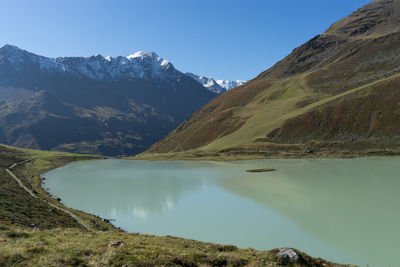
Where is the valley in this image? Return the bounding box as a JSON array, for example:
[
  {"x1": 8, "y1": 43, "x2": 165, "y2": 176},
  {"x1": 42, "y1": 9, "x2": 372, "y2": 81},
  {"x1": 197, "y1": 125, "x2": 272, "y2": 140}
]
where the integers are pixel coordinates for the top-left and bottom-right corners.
[
  {"x1": 0, "y1": 0, "x2": 399, "y2": 266},
  {"x1": 0, "y1": 46, "x2": 244, "y2": 156}
]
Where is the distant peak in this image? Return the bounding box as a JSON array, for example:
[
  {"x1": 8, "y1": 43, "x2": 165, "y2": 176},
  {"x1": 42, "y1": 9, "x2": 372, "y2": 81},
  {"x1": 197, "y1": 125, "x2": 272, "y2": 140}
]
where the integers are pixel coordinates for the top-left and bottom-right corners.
[
  {"x1": 0, "y1": 44, "x2": 23, "y2": 52},
  {"x1": 215, "y1": 79, "x2": 247, "y2": 90},
  {"x1": 186, "y1": 73, "x2": 246, "y2": 93},
  {"x1": 126, "y1": 51, "x2": 159, "y2": 59},
  {"x1": 88, "y1": 54, "x2": 104, "y2": 60}
]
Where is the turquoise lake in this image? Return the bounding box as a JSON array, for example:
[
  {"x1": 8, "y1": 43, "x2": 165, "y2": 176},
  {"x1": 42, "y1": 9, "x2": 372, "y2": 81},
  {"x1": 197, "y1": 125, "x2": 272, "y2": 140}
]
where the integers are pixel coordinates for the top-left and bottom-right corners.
[{"x1": 42, "y1": 158, "x2": 400, "y2": 267}]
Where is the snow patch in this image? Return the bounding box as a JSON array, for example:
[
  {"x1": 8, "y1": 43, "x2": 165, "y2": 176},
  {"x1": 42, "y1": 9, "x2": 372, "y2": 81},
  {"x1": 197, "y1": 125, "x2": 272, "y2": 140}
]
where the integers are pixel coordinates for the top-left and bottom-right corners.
[{"x1": 216, "y1": 79, "x2": 246, "y2": 90}]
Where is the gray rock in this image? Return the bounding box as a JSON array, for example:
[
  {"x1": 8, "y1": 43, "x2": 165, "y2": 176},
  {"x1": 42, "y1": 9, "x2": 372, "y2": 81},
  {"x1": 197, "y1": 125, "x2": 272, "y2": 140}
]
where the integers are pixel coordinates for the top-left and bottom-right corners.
[
  {"x1": 276, "y1": 247, "x2": 299, "y2": 262},
  {"x1": 108, "y1": 240, "x2": 125, "y2": 247}
]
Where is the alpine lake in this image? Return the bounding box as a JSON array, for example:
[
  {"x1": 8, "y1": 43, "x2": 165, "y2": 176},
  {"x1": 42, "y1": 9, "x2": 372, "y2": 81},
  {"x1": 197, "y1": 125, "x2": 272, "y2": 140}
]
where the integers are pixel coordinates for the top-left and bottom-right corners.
[{"x1": 42, "y1": 157, "x2": 400, "y2": 267}]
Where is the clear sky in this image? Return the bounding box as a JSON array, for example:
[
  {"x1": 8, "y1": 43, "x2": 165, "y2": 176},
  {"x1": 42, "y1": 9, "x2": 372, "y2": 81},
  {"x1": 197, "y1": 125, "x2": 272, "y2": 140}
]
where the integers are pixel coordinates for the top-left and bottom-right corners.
[{"x1": 0, "y1": 0, "x2": 371, "y2": 81}]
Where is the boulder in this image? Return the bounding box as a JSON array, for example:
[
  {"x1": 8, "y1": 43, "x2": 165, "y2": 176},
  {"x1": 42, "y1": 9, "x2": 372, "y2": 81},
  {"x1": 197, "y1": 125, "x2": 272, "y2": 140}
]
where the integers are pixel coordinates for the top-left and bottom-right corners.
[{"x1": 276, "y1": 247, "x2": 299, "y2": 262}]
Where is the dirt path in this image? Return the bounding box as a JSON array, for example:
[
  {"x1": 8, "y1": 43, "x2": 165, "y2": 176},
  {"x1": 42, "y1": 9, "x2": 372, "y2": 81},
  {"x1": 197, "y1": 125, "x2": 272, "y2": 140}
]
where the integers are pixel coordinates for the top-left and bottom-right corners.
[{"x1": 6, "y1": 160, "x2": 92, "y2": 231}]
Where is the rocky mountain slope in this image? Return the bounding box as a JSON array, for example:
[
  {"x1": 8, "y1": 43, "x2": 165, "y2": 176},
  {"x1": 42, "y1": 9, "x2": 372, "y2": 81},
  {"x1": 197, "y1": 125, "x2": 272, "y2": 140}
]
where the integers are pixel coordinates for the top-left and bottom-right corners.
[
  {"x1": 146, "y1": 0, "x2": 400, "y2": 158},
  {"x1": 186, "y1": 73, "x2": 246, "y2": 93},
  {"x1": 0, "y1": 45, "x2": 218, "y2": 155}
]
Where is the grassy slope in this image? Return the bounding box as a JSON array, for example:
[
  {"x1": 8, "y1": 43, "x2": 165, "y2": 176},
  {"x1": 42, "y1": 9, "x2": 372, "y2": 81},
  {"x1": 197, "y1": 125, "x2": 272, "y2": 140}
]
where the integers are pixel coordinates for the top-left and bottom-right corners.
[
  {"x1": 142, "y1": 0, "x2": 400, "y2": 160},
  {"x1": 0, "y1": 145, "x2": 109, "y2": 230},
  {"x1": 208, "y1": 73, "x2": 400, "y2": 148},
  {"x1": 137, "y1": 72, "x2": 400, "y2": 161},
  {"x1": 0, "y1": 144, "x2": 349, "y2": 266}
]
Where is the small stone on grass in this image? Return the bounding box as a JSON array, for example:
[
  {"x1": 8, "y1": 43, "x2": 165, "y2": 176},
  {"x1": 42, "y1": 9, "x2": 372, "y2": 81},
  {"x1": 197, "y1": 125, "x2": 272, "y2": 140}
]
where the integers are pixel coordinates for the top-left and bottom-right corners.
[{"x1": 108, "y1": 240, "x2": 125, "y2": 247}]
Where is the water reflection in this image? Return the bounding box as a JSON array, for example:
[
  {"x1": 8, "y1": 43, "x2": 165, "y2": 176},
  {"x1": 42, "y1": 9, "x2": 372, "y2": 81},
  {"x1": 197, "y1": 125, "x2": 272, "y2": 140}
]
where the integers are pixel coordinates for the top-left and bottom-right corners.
[
  {"x1": 43, "y1": 158, "x2": 400, "y2": 267},
  {"x1": 218, "y1": 158, "x2": 400, "y2": 267},
  {"x1": 44, "y1": 160, "x2": 222, "y2": 218}
]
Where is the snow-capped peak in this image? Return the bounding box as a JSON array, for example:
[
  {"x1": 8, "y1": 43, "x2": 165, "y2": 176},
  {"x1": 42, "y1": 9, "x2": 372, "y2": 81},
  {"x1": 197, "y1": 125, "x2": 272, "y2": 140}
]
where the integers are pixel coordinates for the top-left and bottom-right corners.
[
  {"x1": 186, "y1": 72, "x2": 246, "y2": 94},
  {"x1": 216, "y1": 79, "x2": 246, "y2": 90},
  {"x1": 125, "y1": 51, "x2": 171, "y2": 68},
  {"x1": 0, "y1": 45, "x2": 178, "y2": 81},
  {"x1": 126, "y1": 51, "x2": 158, "y2": 59},
  {"x1": 0, "y1": 44, "x2": 245, "y2": 91}
]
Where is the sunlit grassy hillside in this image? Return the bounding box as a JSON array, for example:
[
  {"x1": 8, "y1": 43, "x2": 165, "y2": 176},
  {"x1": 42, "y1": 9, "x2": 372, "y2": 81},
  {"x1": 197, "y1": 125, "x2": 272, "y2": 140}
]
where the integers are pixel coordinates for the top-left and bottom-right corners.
[{"x1": 144, "y1": 0, "x2": 400, "y2": 160}]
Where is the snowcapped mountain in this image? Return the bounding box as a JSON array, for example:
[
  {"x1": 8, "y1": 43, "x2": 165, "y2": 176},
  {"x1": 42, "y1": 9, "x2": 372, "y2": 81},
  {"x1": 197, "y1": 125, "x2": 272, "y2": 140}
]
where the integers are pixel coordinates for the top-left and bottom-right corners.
[
  {"x1": 215, "y1": 79, "x2": 246, "y2": 90},
  {"x1": 0, "y1": 45, "x2": 179, "y2": 81},
  {"x1": 186, "y1": 72, "x2": 246, "y2": 93},
  {"x1": 0, "y1": 44, "x2": 245, "y2": 94},
  {"x1": 0, "y1": 44, "x2": 218, "y2": 156},
  {"x1": 185, "y1": 73, "x2": 226, "y2": 94}
]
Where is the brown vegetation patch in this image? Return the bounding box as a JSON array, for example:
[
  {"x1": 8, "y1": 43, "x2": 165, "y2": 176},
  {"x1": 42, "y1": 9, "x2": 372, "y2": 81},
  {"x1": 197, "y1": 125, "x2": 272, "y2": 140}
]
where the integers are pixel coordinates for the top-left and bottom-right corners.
[
  {"x1": 307, "y1": 32, "x2": 400, "y2": 94},
  {"x1": 274, "y1": 76, "x2": 400, "y2": 143}
]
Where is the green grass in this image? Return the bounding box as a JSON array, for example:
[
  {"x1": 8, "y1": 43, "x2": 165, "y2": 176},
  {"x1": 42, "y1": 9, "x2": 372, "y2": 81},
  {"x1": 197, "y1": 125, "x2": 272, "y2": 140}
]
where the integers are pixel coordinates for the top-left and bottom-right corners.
[
  {"x1": 203, "y1": 72, "x2": 400, "y2": 152},
  {"x1": 0, "y1": 146, "x2": 103, "y2": 230},
  {"x1": 0, "y1": 226, "x2": 351, "y2": 267},
  {"x1": 139, "y1": 72, "x2": 400, "y2": 162},
  {"x1": 0, "y1": 144, "x2": 352, "y2": 266},
  {"x1": 146, "y1": 23, "x2": 400, "y2": 160}
]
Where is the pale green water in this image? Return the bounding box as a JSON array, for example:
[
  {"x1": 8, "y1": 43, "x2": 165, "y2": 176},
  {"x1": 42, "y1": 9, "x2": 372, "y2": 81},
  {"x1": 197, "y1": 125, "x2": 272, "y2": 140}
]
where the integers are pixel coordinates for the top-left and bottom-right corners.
[{"x1": 43, "y1": 158, "x2": 400, "y2": 267}]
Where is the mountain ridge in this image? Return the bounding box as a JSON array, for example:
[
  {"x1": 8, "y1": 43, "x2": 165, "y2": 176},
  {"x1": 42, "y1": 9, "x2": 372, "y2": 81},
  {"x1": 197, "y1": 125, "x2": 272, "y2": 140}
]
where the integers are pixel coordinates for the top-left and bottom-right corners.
[
  {"x1": 0, "y1": 44, "x2": 179, "y2": 81},
  {"x1": 186, "y1": 73, "x2": 246, "y2": 94},
  {"x1": 0, "y1": 45, "x2": 220, "y2": 155},
  {"x1": 145, "y1": 0, "x2": 400, "y2": 159}
]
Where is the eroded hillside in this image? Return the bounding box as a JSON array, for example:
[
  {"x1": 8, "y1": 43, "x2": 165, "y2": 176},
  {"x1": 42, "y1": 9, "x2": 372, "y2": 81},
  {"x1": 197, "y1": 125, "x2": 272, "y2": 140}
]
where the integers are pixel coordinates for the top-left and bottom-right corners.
[{"x1": 145, "y1": 0, "x2": 400, "y2": 159}]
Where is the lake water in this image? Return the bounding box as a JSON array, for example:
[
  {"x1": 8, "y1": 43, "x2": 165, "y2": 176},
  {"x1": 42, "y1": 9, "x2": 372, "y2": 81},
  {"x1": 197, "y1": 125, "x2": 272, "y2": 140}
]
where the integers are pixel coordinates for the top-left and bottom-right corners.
[{"x1": 42, "y1": 158, "x2": 400, "y2": 267}]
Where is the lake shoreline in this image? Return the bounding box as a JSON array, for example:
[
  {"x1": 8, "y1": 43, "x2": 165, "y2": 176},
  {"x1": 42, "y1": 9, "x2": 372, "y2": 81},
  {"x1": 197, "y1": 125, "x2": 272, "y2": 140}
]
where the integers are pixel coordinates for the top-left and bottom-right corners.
[
  {"x1": 42, "y1": 156, "x2": 400, "y2": 266},
  {"x1": 18, "y1": 148, "x2": 350, "y2": 266},
  {"x1": 131, "y1": 148, "x2": 400, "y2": 162}
]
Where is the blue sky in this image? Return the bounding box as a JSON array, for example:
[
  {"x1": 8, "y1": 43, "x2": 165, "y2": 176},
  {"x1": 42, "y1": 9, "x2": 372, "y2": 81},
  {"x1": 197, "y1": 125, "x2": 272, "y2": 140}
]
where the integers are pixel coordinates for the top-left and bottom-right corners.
[{"x1": 0, "y1": 0, "x2": 371, "y2": 80}]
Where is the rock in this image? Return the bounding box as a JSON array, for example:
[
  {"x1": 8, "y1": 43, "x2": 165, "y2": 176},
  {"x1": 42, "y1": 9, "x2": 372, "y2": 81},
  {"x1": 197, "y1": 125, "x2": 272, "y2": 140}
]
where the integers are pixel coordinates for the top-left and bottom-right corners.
[
  {"x1": 108, "y1": 240, "x2": 125, "y2": 247},
  {"x1": 305, "y1": 148, "x2": 314, "y2": 154},
  {"x1": 276, "y1": 247, "x2": 299, "y2": 262},
  {"x1": 246, "y1": 168, "x2": 276, "y2": 173}
]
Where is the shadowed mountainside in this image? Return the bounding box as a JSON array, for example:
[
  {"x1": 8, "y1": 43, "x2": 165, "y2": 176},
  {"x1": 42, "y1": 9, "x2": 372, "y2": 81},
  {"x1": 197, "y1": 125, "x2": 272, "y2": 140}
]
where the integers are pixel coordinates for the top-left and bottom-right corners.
[
  {"x1": 0, "y1": 47, "x2": 218, "y2": 156},
  {"x1": 146, "y1": 0, "x2": 400, "y2": 158}
]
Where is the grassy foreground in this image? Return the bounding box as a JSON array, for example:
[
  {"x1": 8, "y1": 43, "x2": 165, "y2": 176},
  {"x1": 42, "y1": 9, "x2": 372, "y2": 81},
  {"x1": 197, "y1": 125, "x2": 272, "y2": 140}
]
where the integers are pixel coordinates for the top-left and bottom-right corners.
[{"x1": 0, "y1": 144, "x2": 351, "y2": 266}]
